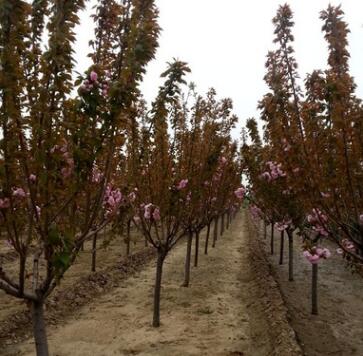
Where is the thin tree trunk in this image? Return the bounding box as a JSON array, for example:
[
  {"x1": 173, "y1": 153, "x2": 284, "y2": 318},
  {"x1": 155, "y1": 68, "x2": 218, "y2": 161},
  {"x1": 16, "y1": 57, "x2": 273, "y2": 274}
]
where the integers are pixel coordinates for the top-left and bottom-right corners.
[
  {"x1": 312, "y1": 263, "x2": 318, "y2": 315},
  {"x1": 153, "y1": 249, "x2": 166, "y2": 327},
  {"x1": 221, "y1": 214, "x2": 225, "y2": 236},
  {"x1": 212, "y1": 216, "x2": 219, "y2": 248},
  {"x1": 31, "y1": 300, "x2": 49, "y2": 356},
  {"x1": 270, "y1": 222, "x2": 275, "y2": 255},
  {"x1": 126, "y1": 219, "x2": 131, "y2": 256},
  {"x1": 194, "y1": 231, "x2": 199, "y2": 267},
  {"x1": 287, "y1": 230, "x2": 294, "y2": 281},
  {"x1": 182, "y1": 230, "x2": 193, "y2": 287},
  {"x1": 204, "y1": 222, "x2": 211, "y2": 255},
  {"x1": 264, "y1": 221, "x2": 267, "y2": 239},
  {"x1": 226, "y1": 213, "x2": 230, "y2": 230},
  {"x1": 91, "y1": 233, "x2": 97, "y2": 272},
  {"x1": 279, "y1": 230, "x2": 284, "y2": 265}
]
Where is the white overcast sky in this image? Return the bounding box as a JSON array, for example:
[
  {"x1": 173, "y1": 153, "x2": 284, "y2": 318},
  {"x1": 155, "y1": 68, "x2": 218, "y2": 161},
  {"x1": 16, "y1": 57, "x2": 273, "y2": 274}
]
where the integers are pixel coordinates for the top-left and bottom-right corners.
[{"x1": 75, "y1": 1, "x2": 363, "y2": 137}]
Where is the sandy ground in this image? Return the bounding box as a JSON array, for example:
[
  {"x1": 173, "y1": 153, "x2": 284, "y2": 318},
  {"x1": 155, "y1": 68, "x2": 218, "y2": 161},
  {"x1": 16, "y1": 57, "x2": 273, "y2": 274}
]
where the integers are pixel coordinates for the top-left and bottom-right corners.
[
  {"x1": 3, "y1": 213, "x2": 301, "y2": 356},
  {"x1": 256, "y1": 221, "x2": 363, "y2": 356},
  {"x1": 0, "y1": 227, "x2": 147, "y2": 335}
]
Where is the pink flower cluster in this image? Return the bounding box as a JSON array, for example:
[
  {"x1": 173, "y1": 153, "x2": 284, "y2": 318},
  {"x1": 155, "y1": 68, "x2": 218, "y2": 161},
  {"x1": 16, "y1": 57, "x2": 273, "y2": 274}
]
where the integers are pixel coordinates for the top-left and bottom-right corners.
[
  {"x1": 260, "y1": 161, "x2": 286, "y2": 182},
  {"x1": 303, "y1": 247, "x2": 331, "y2": 264},
  {"x1": 336, "y1": 238, "x2": 355, "y2": 255},
  {"x1": 176, "y1": 179, "x2": 188, "y2": 190},
  {"x1": 103, "y1": 185, "x2": 123, "y2": 218},
  {"x1": 276, "y1": 219, "x2": 292, "y2": 231},
  {"x1": 234, "y1": 187, "x2": 246, "y2": 200},
  {"x1": 79, "y1": 70, "x2": 110, "y2": 97},
  {"x1": 12, "y1": 187, "x2": 27, "y2": 199},
  {"x1": 52, "y1": 141, "x2": 74, "y2": 179},
  {"x1": 143, "y1": 203, "x2": 161, "y2": 221},
  {"x1": 307, "y1": 208, "x2": 328, "y2": 237}
]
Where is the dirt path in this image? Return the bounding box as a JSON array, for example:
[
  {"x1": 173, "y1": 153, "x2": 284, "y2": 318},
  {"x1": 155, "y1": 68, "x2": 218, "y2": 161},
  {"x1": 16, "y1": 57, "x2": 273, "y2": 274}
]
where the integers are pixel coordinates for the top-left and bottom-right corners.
[
  {"x1": 5, "y1": 213, "x2": 301, "y2": 356},
  {"x1": 257, "y1": 221, "x2": 363, "y2": 356},
  {"x1": 0, "y1": 228, "x2": 145, "y2": 324}
]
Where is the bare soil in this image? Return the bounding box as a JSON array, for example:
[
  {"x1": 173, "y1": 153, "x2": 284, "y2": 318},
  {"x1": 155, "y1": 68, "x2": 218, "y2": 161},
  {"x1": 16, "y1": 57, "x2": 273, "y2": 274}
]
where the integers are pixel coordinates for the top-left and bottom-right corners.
[
  {"x1": 1, "y1": 212, "x2": 301, "y2": 356},
  {"x1": 254, "y1": 220, "x2": 363, "y2": 356}
]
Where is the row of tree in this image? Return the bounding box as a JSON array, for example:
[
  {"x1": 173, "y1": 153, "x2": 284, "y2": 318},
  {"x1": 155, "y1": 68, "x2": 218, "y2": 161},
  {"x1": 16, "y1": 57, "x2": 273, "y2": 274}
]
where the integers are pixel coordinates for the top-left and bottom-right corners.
[
  {"x1": 0, "y1": 1, "x2": 244, "y2": 355},
  {"x1": 242, "y1": 4, "x2": 363, "y2": 316}
]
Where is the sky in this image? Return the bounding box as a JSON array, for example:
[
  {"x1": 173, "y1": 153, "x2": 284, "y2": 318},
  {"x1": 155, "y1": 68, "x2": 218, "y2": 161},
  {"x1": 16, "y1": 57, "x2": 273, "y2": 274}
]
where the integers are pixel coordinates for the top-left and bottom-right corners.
[{"x1": 75, "y1": 1, "x2": 363, "y2": 138}]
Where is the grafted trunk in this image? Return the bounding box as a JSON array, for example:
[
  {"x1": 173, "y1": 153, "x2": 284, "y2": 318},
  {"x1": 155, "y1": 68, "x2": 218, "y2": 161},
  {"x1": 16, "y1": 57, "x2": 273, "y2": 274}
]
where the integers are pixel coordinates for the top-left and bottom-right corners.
[
  {"x1": 287, "y1": 230, "x2": 294, "y2": 281},
  {"x1": 270, "y1": 222, "x2": 275, "y2": 255},
  {"x1": 212, "y1": 217, "x2": 219, "y2": 248},
  {"x1": 204, "y1": 222, "x2": 211, "y2": 255},
  {"x1": 31, "y1": 300, "x2": 49, "y2": 356},
  {"x1": 194, "y1": 231, "x2": 199, "y2": 267},
  {"x1": 91, "y1": 233, "x2": 97, "y2": 272},
  {"x1": 311, "y1": 263, "x2": 318, "y2": 315},
  {"x1": 279, "y1": 230, "x2": 284, "y2": 265},
  {"x1": 182, "y1": 230, "x2": 193, "y2": 287},
  {"x1": 153, "y1": 248, "x2": 166, "y2": 327}
]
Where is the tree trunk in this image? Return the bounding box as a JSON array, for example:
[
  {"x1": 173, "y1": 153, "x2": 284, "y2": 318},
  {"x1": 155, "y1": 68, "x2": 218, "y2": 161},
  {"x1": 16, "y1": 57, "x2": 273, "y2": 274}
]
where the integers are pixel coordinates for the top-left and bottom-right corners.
[
  {"x1": 153, "y1": 249, "x2": 166, "y2": 327},
  {"x1": 31, "y1": 300, "x2": 49, "y2": 356},
  {"x1": 212, "y1": 217, "x2": 219, "y2": 248},
  {"x1": 221, "y1": 214, "x2": 225, "y2": 236},
  {"x1": 270, "y1": 222, "x2": 275, "y2": 255},
  {"x1": 279, "y1": 230, "x2": 284, "y2": 265},
  {"x1": 264, "y1": 221, "x2": 267, "y2": 239},
  {"x1": 91, "y1": 233, "x2": 97, "y2": 272},
  {"x1": 182, "y1": 230, "x2": 193, "y2": 287},
  {"x1": 226, "y1": 213, "x2": 230, "y2": 230},
  {"x1": 126, "y1": 219, "x2": 131, "y2": 256},
  {"x1": 204, "y1": 222, "x2": 211, "y2": 255},
  {"x1": 312, "y1": 263, "x2": 318, "y2": 315},
  {"x1": 194, "y1": 231, "x2": 199, "y2": 267},
  {"x1": 287, "y1": 230, "x2": 294, "y2": 281}
]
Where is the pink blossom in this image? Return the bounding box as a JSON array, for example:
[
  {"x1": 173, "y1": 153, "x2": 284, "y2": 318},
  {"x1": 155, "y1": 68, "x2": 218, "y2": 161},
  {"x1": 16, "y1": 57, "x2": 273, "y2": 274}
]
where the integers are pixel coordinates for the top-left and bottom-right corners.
[
  {"x1": 12, "y1": 187, "x2": 27, "y2": 198},
  {"x1": 29, "y1": 174, "x2": 37, "y2": 183},
  {"x1": 260, "y1": 171, "x2": 271, "y2": 181},
  {"x1": 177, "y1": 179, "x2": 188, "y2": 190},
  {"x1": 234, "y1": 187, "x2": 246, "y2": 200},
  {"x1": 103, "y1": 185, "x2": 123, "y2": 217},
  {"x1": 90, "y1": 71, "x2": 98, "y2": 82},
  {"x1": 276, "y1": 219, "x2": 292, "y2": 231}
]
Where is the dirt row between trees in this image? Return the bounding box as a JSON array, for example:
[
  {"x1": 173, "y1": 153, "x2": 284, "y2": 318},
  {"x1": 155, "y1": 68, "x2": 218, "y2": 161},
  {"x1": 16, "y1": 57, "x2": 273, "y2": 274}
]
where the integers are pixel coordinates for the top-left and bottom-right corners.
[
  {"x1": 0, "y1": 230, "x2": 150, "y2": 346},
  {"x1": 3, "y1": 212, "x2": 301, "y2": 356},
  {"x1": 251, "y1": 219, "x2": 363, "y2": 356}
]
